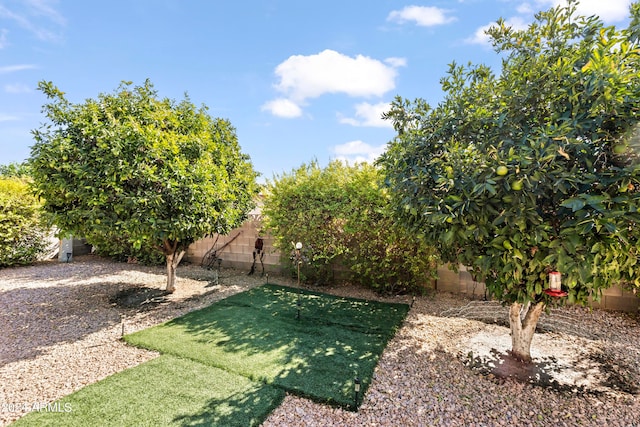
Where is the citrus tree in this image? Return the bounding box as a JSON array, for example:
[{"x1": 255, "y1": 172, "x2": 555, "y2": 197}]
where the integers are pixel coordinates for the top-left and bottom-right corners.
[
  {"x1": 379, "y1": 1, "x2": 640, "y2": 361},
  {"x1": 30, "y1": 80, "x2": 258, "y2": 292}
]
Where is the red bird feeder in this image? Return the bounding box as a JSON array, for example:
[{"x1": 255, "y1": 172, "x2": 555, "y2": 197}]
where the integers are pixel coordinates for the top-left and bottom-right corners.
[{"x1": 544, "y1": 271, "x2": 567, "y2": 297}]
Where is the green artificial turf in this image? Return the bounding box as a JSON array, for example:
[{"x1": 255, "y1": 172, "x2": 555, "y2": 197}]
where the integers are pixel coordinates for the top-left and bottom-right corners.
[
  {"x1": 124, "y1": 284, "x2": 409, "y2": 408},
  {"x1": 11, "y1": 355, "x2": 285, "y2": 427},
  {"x1": 12, "y1": 284, "x2": 408, "y2": 426}
]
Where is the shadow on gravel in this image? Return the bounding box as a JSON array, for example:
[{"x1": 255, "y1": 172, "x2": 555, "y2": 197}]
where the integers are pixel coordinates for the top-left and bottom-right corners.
[
  {"x1": 109, "y1": 286, "x2": 172, "y2": 309},
  {"x1": 0, "y1": 279, "x2": 215, "y2": 366},
  {"x1": 0, "y1": 256, "x2": 257, "y2": 367},
  {"x1": 0, "y1": 282, "x2": 123, "y2": 365},
  {"x1": 461, "y1": 347, "x2": 640, "y2": 396}
]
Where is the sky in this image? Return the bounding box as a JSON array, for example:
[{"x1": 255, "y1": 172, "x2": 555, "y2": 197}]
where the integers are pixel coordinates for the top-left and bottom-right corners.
[{"x1": 0, "y1": 0, "x2": 635, "y2": 182}]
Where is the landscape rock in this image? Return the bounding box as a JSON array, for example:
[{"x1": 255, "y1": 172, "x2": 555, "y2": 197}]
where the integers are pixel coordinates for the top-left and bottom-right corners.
[{"x1": 1, "y1": 256, "x2": 639, "y2": 426}]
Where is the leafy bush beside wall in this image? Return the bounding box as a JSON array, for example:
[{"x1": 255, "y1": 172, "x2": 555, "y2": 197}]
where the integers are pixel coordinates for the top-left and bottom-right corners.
[
  {"x1": 262, "y1": 160, "x2": 437, "y2": 294},
  {"x1": 0, "y1": 178, "x2": 50, "y2": 267}
]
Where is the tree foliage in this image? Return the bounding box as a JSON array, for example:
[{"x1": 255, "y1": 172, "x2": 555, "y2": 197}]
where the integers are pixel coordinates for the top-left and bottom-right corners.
[
  {"x1": 91, "y1": 233, "x2": 166, "y2": 266},
  {"x1": 0, "y1": 177, "x2": 50, "y2": 267},
  {"x1": 0, "y1": 162, "x2": 31, "y2": 178},
  {"x1": 379, "y1": 1, "x2": 640, "y2": 359},
  {"x1": 262, "y1": 160, "x2": 436, "y2": 294},
  {"x1": 30, "y1": 80, "x2": 258, "y2": 290}
]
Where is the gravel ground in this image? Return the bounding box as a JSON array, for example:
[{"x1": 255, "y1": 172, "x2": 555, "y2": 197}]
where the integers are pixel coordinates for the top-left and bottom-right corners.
[{"x1": 1, "y1": 256, "x2": 639, "y2": 426}]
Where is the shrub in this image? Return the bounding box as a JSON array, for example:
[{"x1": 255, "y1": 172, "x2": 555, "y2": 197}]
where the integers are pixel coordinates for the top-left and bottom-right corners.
[
  {"x1": 262, "y1": 160, "x2": 437, "y2": 294},
  {"x1": 348, "y1": 216, "x2": 438, "y2": 294},
  {"x1": 0, "y1": 178, "x2": 50, "y2": 267}
]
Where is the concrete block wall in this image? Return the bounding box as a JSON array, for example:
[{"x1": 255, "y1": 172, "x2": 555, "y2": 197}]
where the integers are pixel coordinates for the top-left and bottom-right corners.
[
  {"x1": 186, "y1": 210, "x2": 639, "y2": 313},
  {"x1": 590, "y1": 285, "x2": 639, "y2": 313},
  {"x1": 436, "y1": 264, "x2": 488, "y2": 300},
  {"x1": 436, "y1": 264, "x2": 639, "y2": 313},
  {"x1": 185, "y1": 215, "x2": 283, "y2": 273},
  {"x1": 72, "y1": 238, "x2": 92, "y2": 256}
]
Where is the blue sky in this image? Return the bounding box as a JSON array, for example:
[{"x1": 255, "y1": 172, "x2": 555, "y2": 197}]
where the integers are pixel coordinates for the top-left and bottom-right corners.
[{"x1": 0, "y1": 0, "x2": 635, "y2": 181}]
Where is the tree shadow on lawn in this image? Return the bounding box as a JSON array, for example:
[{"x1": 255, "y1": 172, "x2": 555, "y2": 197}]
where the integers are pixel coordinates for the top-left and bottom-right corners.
[
  {"x1": 124, "y1": 284, "x2": 410, "y2": 410},
  {"x1": 11, "y1": 354, "x2": 285, "y2": 427},
  {"x1": 171, "y1": 386, "x2": 285, "y2": 427}
]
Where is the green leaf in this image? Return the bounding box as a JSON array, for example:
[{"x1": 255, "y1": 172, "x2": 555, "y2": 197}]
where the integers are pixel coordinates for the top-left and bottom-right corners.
[{"x1": 560, "y1": 197, "x2": 585, "y2": 212}]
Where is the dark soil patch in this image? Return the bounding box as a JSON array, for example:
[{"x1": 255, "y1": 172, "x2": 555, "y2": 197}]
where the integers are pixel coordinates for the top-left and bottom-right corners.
[{"x1": 110, "y1": 286, "x2": 171, "y2": 310}]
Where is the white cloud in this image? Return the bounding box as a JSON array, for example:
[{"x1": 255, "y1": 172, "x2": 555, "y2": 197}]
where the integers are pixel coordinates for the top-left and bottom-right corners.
[
  {"x1": 467, "y1": 0, "x2": 632, "y2": 46},
  {"x1": 387, "y1": 6, "x2": 457, "y2": 27},
  {"x1": 4, "y1": 83, "x2": 32, "y2": 93},
  {"x1": 0, "y1": 64, "x2": 37, "y2": 74},
  {"x1": 265, "y1": 49, "x2": 402, "y2": 118},
  {"x1": 261, "y1": 98, "x2": 303, "y2": 118},
  {"x1": 516, "y1": 3, "x2": 534, "y2": 15},
  {"x1": 25, "y1": 0, "x2": 67, "y2": 26},
  {"x1": 273, "y1": 49, "x2": 400, "y2": 102},
  {"x1": 331, "y1": 140, "x2": 387, "y2": 164},
  {"x1": 0, "y1": 29, "x2": 8, "y2": 49},
  {"x1": 385, "y1": 57, "x2": 407, "y2": 68},
  {"x1": 338, "y1": 102, "x2": 393, "y2": 128},
  {"x1": 534, "y1": 0, "x2": 632, "y2": 22},
  {"x1": 465, "y1": 16, "x2": 529, "y2": 46},
  {"x1": 0, "y1": 0, "x2": 65, "y2": 43},
  {"x1": 0, "y1": 114, "x2": 19, "y2": 122}
]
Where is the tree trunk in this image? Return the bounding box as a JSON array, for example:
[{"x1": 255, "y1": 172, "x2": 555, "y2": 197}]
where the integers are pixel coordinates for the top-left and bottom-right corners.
[
  {"x1": 508, "y1": 301, "x2": 545, "y2": 362},
  {"x1": 162, "y1": 240, "x2": 185, "y2": 293}
]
